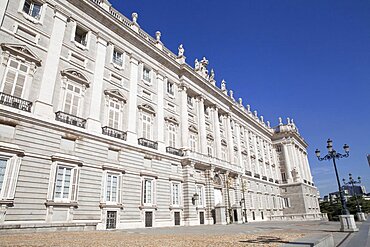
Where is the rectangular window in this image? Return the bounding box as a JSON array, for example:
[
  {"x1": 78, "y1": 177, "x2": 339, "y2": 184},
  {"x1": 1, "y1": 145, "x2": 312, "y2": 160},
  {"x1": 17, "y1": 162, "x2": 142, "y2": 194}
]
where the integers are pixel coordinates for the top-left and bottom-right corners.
[
  {"x1": 189, "y1": 134, "x2": 197, "y2": 152},
  {"x1": 197, "y1": 185, "x2": 204, "y2": 206},
  {"x1": 52, "y1": 165, "x2": 79, "y2": 202},
  {"x1": 221, "y1": 146, "x2": 228, "y2": 161},
  {"x1": 108, "y1": 100, "x2": 121, "y2": 129},
  {"x1": 1, "y1": 59, "x2": 28, "y2": 98},
  {"x1": 74, "y1": 26, "x2": 88, "y2": 46},
  {"x1": 207, "y1": 141, "x2": 213, "y2": 157},
  {"x1": 112, "y1": 49, "x2": 123, "y2": 67},
  {"x1": 63, "y1": 83, "x2": 81, "y2": 116},
  {"x1": 167, "y1": 81, "x2": 174, "y2": 96},
  {"x1": 106, "y1": 174, "x2": 118, "y2": 203},
  {"x1": 143, "y1": 67, "x2": 151, "y2": 82},
  {"x1": 171, "y1": 182, "x2": 180, "y2": 205},
  {"x1": 23, "y1": 0, "x2": 42, "y2": 19},
  {"x1": 142, "y1": 113, "x2": 152, "y2": 140},
  {"x1": 0, "y1": 159, "x2": 7, "y2": 194},
  {"x1": 168, "y1": 124, "x2": 176, "y2": 148},
  {"x1": 143, "y1": 179, "x2": 153, "y2": 204},
  {"x1": 187, "y1": 96, "x2": 193, "y2": 107}
]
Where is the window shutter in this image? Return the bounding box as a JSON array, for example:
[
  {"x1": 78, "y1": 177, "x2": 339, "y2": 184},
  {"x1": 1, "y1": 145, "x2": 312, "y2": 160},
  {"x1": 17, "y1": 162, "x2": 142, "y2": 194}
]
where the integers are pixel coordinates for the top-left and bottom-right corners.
[
  {"x1": 71, "y1": 94, "x2": 79, "y2": 116},
  {"x1": 14, "y1": 74, "x2": 26, "y2": 98},
  {"x1": 5, "y1": 156, "x2": 21, "y2": 200},
  {"x1": 71, "y1": 168, "x2": 80, "y2": 202},
  {"x1": 117, "y1": 175, "x2": 122, "y2": 204},
  {"x1": 3, "y1": 70, "x2": 16, "y2": 95}
]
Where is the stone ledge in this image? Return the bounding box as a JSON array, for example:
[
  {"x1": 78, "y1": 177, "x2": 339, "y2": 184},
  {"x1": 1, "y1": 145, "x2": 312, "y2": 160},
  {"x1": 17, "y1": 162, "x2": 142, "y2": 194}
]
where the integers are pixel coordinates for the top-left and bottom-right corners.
[
  {"x1": 0, "y1": 222, "x2": 98, "y2": 234},
  {"x1": 280, "y1": 233, "x2": 334, "y2": 247}
]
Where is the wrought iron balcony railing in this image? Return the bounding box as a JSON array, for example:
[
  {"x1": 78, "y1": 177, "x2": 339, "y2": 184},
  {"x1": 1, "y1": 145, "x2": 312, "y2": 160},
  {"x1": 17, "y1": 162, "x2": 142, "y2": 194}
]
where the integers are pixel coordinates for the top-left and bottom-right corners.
[
  {"x1": 102, "y1": 126, "x2": 127, "y2": 141},
  {"x1": 245, "y1": 170, "x2": 252, "y2": 176},
  {"x1": 275, "y1": 180, "x2": 279, "y2": 184},
  {"x1": 262, "y1": 176, "x2": 267, "y2": 181},
  {"x1": 269, "y1": 178, "x2": 274, "y2": 182},
  {"x1": 254, "y1": 173, "x2": 260, "y2": 179},
  {"x1": 166, "y1": 147, "x2": 184, "y2": 157},
  {"x1": 55, "y1": 111, "x2": 86, "y2": 128},
  {"x1": 138, "y1": 138, "x2": 158, "y2": 150},
  {"x1": 0, "y1": 92, "x2": 32, "y2": 112}
]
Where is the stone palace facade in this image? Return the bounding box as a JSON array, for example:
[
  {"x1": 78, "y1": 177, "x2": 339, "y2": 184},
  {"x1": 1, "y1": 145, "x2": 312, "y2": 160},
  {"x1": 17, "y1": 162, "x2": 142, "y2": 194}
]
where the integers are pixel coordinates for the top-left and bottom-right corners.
[{"x1": 0, "y1": 0, "x2": 324, "y2": 230}]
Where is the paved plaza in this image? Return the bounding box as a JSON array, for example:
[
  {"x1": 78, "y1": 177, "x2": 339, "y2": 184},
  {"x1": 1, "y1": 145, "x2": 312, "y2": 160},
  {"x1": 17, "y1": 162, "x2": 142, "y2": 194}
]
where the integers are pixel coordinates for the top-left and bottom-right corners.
[{"x1": 0, "y1": 219, "x2": 369, "y2": 247}]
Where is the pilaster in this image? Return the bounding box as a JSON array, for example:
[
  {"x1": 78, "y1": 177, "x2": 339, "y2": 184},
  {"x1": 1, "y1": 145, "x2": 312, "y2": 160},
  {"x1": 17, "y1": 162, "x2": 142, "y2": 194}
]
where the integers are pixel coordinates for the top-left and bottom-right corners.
[
  {"x1": 226, "y1": 114, "x2": 234, "y2": 163},
  {"x1": 282, "y1": 143, "x2": 293, "y2": 183},
  {"x1": 197, "y1": 95, "x2": 207, "y2": 154},
  {"x1": 86, "y1": 35, "x2": 108, "y2": 132},
  {"x1": 235, "y1": 124, "x2": 242, "y2": 168},
  {"x1": 182, "y1": 162, "x2": 198, "y2": 225},
  {"x1": 34, "y1": 9, "x2": 69, "y2": 118},
  {"x1": 179, "y1": 84, "x2": 189, "y2": 149},
  {"x1": 213, "y1": 107, "x2": 222, "y2": 159},
  {"x1": 126, "y1": 55, "x2": 140, "y2": 143},
  {"x1": 156, "y1": 72, "x2": 165, "y2": 152}
]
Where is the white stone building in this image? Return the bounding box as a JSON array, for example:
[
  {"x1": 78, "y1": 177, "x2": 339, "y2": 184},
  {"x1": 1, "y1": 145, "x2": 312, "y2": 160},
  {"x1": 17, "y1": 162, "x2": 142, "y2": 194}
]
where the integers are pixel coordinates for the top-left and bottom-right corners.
[{"x1": 0, "y1": 0, "x2": 324, "y2": 230}]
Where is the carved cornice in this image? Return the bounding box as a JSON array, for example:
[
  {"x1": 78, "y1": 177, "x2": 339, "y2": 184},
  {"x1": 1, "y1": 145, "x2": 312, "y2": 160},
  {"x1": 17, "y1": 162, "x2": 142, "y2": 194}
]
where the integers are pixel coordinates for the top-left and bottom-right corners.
[
  {"x1": 61, "y1": 69, "x2": 90, "y2": 87},
  {"x1": 138, "y1": 104, "x2": 156, "y2": 115},
  {"x1": 104, "y1": 89, "x2": 127, "y2": 103}
]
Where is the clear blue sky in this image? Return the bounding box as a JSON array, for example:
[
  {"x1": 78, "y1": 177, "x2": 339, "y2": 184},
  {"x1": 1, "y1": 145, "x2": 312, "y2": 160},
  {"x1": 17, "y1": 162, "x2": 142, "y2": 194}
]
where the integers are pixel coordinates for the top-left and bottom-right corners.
[{"x1": 109, "y1": 0, "x2": 370, "y2": 196}]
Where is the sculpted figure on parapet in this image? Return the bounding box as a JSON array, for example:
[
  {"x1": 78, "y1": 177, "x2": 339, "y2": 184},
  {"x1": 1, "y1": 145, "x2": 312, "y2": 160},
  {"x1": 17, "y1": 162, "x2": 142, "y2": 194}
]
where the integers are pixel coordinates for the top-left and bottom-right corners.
[{"x1": 178, "y1": 44, "x2": 184, "y2": 57}]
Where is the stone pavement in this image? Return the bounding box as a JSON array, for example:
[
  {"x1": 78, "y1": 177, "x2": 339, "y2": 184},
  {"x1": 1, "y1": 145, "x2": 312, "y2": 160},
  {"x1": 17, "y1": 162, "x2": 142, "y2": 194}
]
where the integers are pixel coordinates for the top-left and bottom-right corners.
[{"x1": 0, "y1": 219, "x2": 369, "y2": 246}]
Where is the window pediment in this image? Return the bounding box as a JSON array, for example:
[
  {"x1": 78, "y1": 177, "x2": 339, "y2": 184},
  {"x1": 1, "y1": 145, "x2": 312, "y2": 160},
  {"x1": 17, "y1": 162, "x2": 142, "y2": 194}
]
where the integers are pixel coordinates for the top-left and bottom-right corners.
[
  {"x1": 221, "y1": 139, "x2": 227, "y2": 146},
  {"x1": 188, "y1": 124, "x2": 198, "y2": 133},
  {"x1": 164, "y1": 116, "x2": 179, "y2": 125},
  {"x1": 104, "y1": 89, "x2": 126, "y2": 103},
  {"x1": 61, "y1": 69, "x2": 89, "y2": 87},
  {"x1": 206, "y1": 133, "x2": 214, "y2": 141},
  {"x1": 1, "y1": 43, "x2": 41, "y2": 66},
  {"x1": 138, "y1": 104, "x2": 155, "y2": 115}
]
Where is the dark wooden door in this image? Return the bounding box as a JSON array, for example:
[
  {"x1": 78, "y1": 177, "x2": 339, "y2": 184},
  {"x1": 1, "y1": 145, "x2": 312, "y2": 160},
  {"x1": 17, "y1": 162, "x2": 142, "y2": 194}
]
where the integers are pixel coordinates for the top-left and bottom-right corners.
[
  {"x1": 199, "y1": 212, "x2": 205, "y2": 225},
  {"x1": 174, "y1": 212, "x2": 180, "y2": 225},
  {"x1": 145, "y1": 212, "x2": 153, "y2": 227}
]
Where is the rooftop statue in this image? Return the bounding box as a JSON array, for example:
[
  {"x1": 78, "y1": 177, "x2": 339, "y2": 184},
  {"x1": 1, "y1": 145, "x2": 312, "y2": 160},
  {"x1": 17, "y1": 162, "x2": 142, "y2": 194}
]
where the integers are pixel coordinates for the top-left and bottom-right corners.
[
  {"x1": 209, "y1": 69, "x2": 215, "y2": 82},
  {"x1": 221, "y1": 79, "x2": 227, "y2": 94},
  {"x1": 194, "y1": 59, "x2": 200, "y2": 71},
  {"x1": 177, "y1": 44, "x2": 184, "y2": 58}
]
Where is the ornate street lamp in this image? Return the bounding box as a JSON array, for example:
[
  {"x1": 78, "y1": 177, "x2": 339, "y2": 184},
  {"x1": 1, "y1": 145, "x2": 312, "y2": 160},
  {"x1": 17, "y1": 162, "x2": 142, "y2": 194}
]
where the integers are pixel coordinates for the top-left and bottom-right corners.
[
  {"x1": 342, "y1": 174, "x2": 362, "y2": 213},
  {"x1": 315, "y1": 139, "x2": 350, "y2": 215}
]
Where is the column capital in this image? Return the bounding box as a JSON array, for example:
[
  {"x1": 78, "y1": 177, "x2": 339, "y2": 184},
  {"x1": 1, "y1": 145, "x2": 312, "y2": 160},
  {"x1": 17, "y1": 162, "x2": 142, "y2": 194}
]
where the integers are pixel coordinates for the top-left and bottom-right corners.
[
  {"x1": 128, "y1": 53, "x2": 141, "y2": 65},
  {"x1": 96, "y1": 33, "x2": 108, "y2": 46},
  {"x1": 54, "y1": 6, "x2": 70, "y2": 23},
  {"x1": 179, "y1": 82, "x2": 189, "y2": 91}
]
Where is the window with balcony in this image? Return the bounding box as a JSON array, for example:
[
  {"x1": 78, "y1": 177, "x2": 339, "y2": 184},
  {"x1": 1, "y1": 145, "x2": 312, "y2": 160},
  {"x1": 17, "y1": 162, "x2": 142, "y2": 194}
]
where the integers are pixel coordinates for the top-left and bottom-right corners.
[
  {"x1": 22, "y1": 0, "x2": 42, "y2": 20},
  {"x1": 63, "y1": 83, "x2": 82, "y2": 116},
  {"x1": 1, "y1": 59, "x2": 28, "y2": 99},
  {"x1": 167, "y1": 81, "x2": 174, "y2": 96},
  {"x1": 189, "y1": 133, "x2": 197, "y2": 152},
  {"x1": 142, "y1": 113, "x2": 152, "y2": 140},
  {"x1": 187, "y1": 95, "x2": 193, "y2": 107},
  {"x1": 112, "y1": 49, "x2": 123, "y2": 67},
  {"x1": 108, "y1": 100, "x2": 120, "y2": 130},
  {"x1": 102, "y1": 90, "x2": 127, "y2": 140},
  {"x1": 168, "y1": 124, "x2": 176, "y2": 148}
]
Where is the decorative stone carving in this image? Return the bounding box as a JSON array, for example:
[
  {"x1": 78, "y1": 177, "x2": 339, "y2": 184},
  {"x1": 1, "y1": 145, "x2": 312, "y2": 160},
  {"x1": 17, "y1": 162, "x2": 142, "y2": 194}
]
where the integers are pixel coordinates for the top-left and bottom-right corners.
[
  {"x1": 138, "y1": 104, "x2": 156, "y2": 115},
  {"x1": 194, "y1": 57, "x2": 209, "y2": 79},
  {"x1": 164, "y1": 116, "x2": 179, "y2": 125},
  {"x1": 267, "y1": 121, "x2": 271, "y2": 128},
  {"x1": 238, "y1": 98, "x2": 243, "y2": 106},
  {"x1": 209, "y1": 69, "x2": 215, "y2": 84},
  {"x1": 221, "y1": 79, "x2": 227, "y2": 95},
  {"x1": 132, "y1": 12, "x2": 138, "y2": 23},
  {"x1": 61, "y1": 69, "x2": 89, "y2": 87},
  {"x1": 177, "y1": 44, "x2": 184, "y2": 58},
  {"x1": 1, "y1": 43, "x2": 41, "y2": 66},
  {"x1": 246, "y1": 104, "x2": 251, "y2": 113},
  {"x1": 229, "y1": 90, "x2": 234, "y2": 100},
  {"x1": 155, "y1": 31, "x2": 161, "y2": 42},
  {"x1": 278, "y1": 117, "x2": 283, "y2": 125},
  {"x1": 206, "y1": 133, "x2": 214, "y2": 141},
  {"x1": 104, "y1": 89, "x2": 127, "y2": 103},
  {"x1": 194, "y1": 59, "x2": 200, "y2": 70},
  {"x1": 221, "y1": 139, "x2": 227, "y2": 146},
  {"x1": 253, "y1": 110, "x2": 258, "y2": 118}
]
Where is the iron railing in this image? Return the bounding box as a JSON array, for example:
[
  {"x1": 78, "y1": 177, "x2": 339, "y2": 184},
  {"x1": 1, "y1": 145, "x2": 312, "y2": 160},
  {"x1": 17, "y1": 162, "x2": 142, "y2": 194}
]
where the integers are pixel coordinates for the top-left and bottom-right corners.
[
  {"x1": 0, "y1": 92, "x2": 32, "y2": 112},
  {"x1": 138, "y1": 138, "x2": 158, "y2": 150},
  {"x1": 269, "y1": 178, "x2": 274, "y2": 182},
  {"x1": 102, "y1": 126, "x2": 127, "y2": 140},
  {"x1": 254, "y1": 174, "x2": 260, "y2": 179},
  {"x1": 262, "y1": 176, "x2": 267, "y2": 181},
  {"x1": 166, "y1": 147, "x2": 184, "y2": 157},
  {"x1": 55, "y1": 111, "x2": 86, "y2": 128}
]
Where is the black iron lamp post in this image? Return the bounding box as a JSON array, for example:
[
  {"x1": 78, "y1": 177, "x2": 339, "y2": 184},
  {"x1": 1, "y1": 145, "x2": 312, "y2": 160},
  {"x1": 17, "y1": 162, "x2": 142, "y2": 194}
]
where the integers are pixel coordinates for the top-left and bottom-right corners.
[
  {"x1": 342, "y1": 174, "x2": 362, "y2": 213},
  {"x1": 315, "y1": 139, "x2": 350, "y2": 215},
  {"x1": 240, "y1": 180, "x2": 248, "y2": 223}
]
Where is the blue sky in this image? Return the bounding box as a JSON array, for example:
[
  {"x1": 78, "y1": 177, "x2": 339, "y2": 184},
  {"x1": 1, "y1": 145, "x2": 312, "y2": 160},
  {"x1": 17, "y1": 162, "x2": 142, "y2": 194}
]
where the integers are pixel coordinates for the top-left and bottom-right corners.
[{"x1": 108, "y1": 0, "x2": 370, "y2": 196}]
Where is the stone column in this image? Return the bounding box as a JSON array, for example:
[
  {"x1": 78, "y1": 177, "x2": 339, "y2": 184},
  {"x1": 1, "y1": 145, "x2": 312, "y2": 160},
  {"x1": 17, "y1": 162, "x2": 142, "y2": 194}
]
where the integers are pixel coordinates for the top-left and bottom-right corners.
[
  {"x1": 253, "y1": 136, "x2": 259, "y2": 174},
  {"x1": 213, "y1": 107, "x2": 222, "y2": 159},
  {"x1": 179, "y1": 84, "x2": 189, "y2": 149},
  {"x1": 304, "y1": 153, "x2": 313, "y2": 182},
  {"x1": 156, "y1": 72, "x2": 165, "y2": 152},
  {"x1": 86, "y1": 35, "x2": 108, "y2": 132},
  {"x1": 260, "y1": 140, "x2": 268, "y2": 177},
  {"x1": 197, "y1": 95, "x2": 207, "y2": 154},
  {"x1": 245, "y1": 129, "x2": 252, "y2": 172},
  {"x1": 235, "y1": 124, "x2": 242, "y2": 167},
  {"x1": 126, "y1": 55, "x2": 140, "y2": 143},
  {"x1": 226, "y1": 114, "x2": 234, "y2": 163},
  {"x1": 182, "y1": 162, "x2": 198, "y2": 226},
  {"x1": 34, "y1": 9, "x2": 68, "y2": 118},
  {"x1": 205, "y1": 167, "x2": 215, "y2": 224},
  {"x1": 282, "y1": 143, "x2": 293, "y2": 182}
]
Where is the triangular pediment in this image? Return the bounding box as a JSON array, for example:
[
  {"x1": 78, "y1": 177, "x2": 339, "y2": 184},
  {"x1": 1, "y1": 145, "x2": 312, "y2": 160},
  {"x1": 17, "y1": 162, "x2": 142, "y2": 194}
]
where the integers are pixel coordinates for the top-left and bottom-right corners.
[
  {"x1": 138, "y1": 104, "x2": 156, "y2": 115},
  {"x1": 1, "y1": 43, "x2": 41, "y2": 66},
  {"x1": 188, "y1": 125, "x2": 198, "y2": 133},
  {"x1": 104, "y1": 89, "x2": 126, "y2": 102},
  {"x1": 206, "y1": 133, "x2": 214, "y2": 141},
  {"x1": 164, "y1": 116, "x2": 179, "y2": 125},
  {"x1": 61, "y1": 69, "x2": 89, "y2": 87}
]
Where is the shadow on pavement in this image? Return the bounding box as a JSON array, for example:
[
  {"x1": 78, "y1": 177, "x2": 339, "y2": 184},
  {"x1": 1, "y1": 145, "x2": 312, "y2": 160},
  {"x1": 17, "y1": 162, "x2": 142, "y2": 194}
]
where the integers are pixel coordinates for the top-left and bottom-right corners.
[{"x1": 239, "y1": 236, "x2": 314, "y2": 246}]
